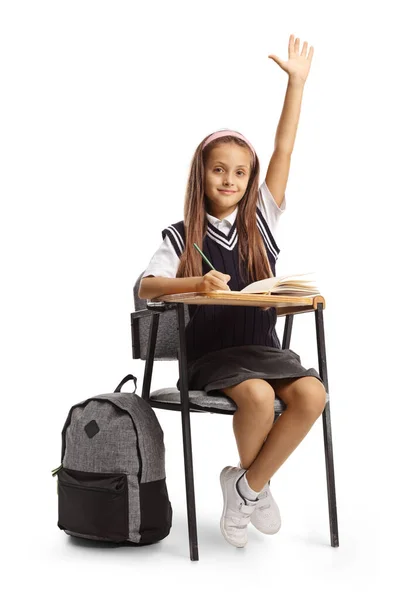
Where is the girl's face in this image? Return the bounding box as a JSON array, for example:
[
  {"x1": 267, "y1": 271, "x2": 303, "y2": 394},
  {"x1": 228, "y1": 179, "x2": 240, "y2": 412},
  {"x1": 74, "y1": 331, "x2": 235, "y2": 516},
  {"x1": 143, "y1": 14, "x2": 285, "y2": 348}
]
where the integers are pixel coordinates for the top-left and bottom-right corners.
[{"x1": 204, "y1": 143, "x2": 252, "y2": 219}]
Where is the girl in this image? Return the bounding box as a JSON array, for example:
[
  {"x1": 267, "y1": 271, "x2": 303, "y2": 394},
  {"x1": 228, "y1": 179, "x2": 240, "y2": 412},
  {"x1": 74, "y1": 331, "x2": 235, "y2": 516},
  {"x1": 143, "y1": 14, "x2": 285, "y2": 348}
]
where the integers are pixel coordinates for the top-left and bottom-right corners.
[{"x1": 139, "y1": 35, "x2": 327, "y2": 549}]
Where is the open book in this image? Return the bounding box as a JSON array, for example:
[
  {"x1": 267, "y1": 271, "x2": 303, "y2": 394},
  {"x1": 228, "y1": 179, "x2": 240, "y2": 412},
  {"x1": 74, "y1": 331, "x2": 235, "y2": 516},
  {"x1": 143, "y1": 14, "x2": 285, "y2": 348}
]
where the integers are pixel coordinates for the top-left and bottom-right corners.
[{"x1": 210, "y1": 272, "x2": 319, "y2": 297}]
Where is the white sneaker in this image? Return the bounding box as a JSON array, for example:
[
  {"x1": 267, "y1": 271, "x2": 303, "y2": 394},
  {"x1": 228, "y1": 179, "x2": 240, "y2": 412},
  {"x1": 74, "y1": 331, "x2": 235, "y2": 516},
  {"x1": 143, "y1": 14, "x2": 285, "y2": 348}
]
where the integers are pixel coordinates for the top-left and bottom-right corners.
[
  {"x1": 219, "y1": 466, "x2": 258, "y2": 548},
  {"x1": 250, "y1": 485, "x2": 281, "y2": 534},
  {"x1": 237, "y1": 462, "x2": 281, "y2": 534}
]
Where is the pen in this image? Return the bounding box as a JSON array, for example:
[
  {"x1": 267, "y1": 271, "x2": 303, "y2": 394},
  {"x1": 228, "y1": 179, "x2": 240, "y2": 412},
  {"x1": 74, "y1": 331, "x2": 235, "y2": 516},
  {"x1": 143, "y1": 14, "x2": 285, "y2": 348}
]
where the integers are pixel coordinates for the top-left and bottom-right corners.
[{"x1": 193, "y1": 243, "x2": 216, "y2": 271}]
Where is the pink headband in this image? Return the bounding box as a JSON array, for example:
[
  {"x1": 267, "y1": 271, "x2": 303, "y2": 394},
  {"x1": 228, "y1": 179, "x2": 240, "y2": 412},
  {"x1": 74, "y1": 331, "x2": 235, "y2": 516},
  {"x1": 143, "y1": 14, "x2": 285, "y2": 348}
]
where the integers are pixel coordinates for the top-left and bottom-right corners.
[{"x1": 202, "y1": 128, "x2": 256, "y2": 159}]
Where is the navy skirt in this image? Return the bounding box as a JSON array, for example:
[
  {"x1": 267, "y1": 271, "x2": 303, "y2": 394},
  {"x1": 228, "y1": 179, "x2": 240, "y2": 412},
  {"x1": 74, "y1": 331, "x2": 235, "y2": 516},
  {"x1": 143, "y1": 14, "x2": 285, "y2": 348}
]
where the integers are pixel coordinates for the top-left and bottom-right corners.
[{"x1": 177, "y1": 344, "x2": 323, "y2": 393}]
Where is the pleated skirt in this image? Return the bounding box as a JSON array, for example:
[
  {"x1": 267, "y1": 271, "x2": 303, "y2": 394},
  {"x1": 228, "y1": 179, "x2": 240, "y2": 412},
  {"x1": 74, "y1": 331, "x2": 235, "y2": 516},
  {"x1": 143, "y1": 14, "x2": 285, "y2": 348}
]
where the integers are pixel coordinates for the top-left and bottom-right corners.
[{"x1": 177, "y1": 344, "x2": 323, "y2": 394}]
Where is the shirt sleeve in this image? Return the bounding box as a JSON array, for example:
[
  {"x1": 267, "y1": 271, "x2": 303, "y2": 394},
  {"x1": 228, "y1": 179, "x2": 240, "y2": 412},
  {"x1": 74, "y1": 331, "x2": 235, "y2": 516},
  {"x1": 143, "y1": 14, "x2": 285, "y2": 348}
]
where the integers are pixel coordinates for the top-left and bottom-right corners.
[
  {"x1": 141, "y1": 235, "x2": 180, "y2": 279},
  {"x1": 257, "y1": 180, "x2": 286, "y2": 239}
]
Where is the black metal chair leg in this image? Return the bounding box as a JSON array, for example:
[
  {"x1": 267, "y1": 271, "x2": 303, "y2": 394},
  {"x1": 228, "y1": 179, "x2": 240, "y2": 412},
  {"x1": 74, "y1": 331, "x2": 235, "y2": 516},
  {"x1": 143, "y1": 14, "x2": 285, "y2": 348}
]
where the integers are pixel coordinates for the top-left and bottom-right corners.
[
  {"x1": 315, "y1": 302, "x2": 339, "y2": 547},
  {"x1": 176, "y1": 303, "x2": 199, "y2": 561}
]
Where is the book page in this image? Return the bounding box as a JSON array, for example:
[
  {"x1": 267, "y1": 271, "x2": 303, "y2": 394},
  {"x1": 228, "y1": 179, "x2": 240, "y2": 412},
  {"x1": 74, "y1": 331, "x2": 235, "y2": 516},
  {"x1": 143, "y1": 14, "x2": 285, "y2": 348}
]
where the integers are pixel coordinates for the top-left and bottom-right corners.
[
  {"x1": 241, "y1": 272, "x2": 316, "y2": 294},
  {"x1": 241, "y1": 277, "x2": 279, "y2": 293}
]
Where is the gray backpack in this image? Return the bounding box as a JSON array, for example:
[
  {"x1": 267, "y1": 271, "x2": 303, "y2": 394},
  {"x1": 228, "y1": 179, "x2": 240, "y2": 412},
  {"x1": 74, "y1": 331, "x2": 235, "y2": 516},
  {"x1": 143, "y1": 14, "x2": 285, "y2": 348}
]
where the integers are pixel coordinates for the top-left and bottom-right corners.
[{"x1": 52, "y1": 374, "x2": 173, "y2": 545}]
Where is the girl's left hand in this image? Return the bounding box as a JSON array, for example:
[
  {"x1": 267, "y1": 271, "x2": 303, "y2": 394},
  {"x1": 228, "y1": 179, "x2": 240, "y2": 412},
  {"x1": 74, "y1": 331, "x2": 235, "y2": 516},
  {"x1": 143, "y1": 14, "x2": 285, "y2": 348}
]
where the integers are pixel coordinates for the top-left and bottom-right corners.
[{"x1": 268, "y1": 34, "x2": 314, "y2": 83}]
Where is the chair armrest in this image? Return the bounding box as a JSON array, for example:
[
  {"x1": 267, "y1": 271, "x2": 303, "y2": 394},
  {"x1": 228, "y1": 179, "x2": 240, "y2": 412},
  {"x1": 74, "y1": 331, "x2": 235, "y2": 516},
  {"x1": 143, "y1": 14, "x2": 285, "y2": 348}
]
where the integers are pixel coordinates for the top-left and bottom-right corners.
[
  {"x1": 146, "y1": 300, "x2": 178, "y2": 313},
  {"x1": 130, "y1": 301, "x2": 178, "y2": 320}
]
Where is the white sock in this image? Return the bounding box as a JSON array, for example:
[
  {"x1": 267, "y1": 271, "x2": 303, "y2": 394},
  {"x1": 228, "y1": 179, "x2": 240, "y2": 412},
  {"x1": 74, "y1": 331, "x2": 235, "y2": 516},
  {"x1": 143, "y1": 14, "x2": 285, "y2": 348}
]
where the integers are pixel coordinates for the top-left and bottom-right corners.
[
  {"x1": 237, "y1": 472, "x2": 259, "y2": 501},
  {"x1": 238, "y1": 463, "x2": 270, "y2": 494}
]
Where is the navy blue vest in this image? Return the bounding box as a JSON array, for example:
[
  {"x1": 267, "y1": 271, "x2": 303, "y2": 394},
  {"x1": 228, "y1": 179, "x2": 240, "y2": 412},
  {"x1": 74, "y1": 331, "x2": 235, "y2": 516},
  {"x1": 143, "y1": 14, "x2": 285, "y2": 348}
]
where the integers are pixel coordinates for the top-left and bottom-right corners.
[{"x1": 162, "y1": 206, "x2": 282, "y2": 364}]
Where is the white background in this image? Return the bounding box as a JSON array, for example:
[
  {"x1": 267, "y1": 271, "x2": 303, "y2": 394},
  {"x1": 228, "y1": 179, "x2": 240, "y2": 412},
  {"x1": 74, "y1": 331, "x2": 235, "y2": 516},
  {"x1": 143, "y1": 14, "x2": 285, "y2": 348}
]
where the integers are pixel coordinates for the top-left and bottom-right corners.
[{"x1": 1, "y1": 0, "x2": 397, "y2": 597}]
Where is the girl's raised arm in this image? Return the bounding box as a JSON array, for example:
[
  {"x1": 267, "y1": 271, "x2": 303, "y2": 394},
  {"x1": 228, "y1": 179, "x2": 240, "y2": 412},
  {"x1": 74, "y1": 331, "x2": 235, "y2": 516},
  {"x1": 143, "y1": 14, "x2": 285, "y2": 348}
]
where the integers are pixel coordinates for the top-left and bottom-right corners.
[{"x1": 265, "y1": 34, "x2": 314, "y2": 208}]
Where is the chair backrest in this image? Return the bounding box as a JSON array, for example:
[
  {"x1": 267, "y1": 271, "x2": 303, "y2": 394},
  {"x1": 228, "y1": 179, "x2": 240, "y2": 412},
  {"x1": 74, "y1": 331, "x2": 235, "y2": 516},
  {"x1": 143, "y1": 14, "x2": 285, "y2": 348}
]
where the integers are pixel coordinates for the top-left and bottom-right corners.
[{"x1": 133, "y1": 272, "x2": 190, "y2": 360}]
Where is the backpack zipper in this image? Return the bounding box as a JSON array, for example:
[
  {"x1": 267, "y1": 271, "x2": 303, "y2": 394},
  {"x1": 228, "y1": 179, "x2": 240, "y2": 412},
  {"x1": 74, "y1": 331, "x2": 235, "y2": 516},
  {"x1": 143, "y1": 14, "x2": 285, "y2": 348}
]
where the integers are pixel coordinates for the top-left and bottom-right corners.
[{"x1": 51, "y1": 464, "x2": 63, "y2": 477}]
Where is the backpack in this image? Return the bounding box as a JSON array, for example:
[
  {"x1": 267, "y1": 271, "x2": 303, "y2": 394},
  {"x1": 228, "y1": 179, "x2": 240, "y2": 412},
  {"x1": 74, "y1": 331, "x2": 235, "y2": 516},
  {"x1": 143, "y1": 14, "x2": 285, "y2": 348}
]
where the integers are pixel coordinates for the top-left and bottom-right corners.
[{"x1": 52, "y1": 374, "x2": 173, "y2": 545}]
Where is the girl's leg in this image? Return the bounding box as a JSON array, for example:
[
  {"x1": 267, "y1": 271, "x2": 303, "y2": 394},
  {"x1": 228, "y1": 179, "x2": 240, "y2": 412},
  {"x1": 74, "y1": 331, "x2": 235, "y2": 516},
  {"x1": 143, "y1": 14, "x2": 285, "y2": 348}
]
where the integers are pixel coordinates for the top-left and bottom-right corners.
[
  {"x1": 221, "y1": 379, "x2": 277, "y2": 470},
  {"x1": 245, "y1": 376, "x2": 326, "y2": 492}
]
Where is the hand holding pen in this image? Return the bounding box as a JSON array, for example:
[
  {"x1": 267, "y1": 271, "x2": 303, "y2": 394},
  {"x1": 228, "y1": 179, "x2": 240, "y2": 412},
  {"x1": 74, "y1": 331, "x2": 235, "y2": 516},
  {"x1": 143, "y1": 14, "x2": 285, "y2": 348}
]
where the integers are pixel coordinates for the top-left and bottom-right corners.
[{"x1": 193, "y1": 243, "x2": 231, "y2": 292}]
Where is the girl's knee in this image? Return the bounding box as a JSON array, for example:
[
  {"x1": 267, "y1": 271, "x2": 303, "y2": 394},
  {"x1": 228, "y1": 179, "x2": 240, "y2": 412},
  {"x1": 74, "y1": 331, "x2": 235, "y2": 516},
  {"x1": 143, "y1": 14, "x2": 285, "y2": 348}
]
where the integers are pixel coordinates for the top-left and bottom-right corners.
[
  {"x1": 295, "y1": 378, "x2": 326, "y2": 417},
  {"x1": 229, "y1": 378, "x2": 276, "y2": 415}
]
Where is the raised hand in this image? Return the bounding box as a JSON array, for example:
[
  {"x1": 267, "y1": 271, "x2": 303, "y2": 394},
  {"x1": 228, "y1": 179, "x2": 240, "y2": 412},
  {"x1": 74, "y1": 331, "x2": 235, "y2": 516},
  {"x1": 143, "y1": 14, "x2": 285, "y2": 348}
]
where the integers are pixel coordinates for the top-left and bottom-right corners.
[{"x1": 268, "y1": 34, "x2": 314, "y2": 83}]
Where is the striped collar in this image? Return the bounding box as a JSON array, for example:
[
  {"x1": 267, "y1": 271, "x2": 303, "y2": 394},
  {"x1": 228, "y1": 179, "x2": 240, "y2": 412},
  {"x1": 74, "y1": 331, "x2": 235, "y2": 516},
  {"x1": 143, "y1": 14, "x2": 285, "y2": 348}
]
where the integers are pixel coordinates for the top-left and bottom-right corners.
[{"x1": 205, "y1": 207, "x2": 238, "y2": 232}]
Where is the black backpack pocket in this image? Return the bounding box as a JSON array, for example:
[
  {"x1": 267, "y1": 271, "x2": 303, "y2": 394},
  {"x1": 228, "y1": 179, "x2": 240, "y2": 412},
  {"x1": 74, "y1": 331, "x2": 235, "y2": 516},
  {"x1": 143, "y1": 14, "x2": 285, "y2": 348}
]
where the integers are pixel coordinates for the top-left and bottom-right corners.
[{"x1": 57, "y1": 467, "x2": 129, "y2": 542}]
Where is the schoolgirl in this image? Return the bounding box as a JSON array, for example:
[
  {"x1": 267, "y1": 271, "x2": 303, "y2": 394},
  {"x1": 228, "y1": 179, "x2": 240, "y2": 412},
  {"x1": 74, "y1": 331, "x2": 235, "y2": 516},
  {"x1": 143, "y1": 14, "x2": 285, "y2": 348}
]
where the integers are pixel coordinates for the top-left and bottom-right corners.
[{"x1": 139, "y1": 35, "x2": 326, "y2": 548}]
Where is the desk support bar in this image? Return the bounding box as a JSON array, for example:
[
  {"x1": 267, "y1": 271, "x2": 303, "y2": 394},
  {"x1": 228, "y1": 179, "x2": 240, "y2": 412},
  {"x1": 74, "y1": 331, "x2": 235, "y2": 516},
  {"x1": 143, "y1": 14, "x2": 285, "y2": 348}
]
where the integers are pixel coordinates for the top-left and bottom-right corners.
[{"x1": 315, "y1": 302, "x2": 338, "y2": 547}]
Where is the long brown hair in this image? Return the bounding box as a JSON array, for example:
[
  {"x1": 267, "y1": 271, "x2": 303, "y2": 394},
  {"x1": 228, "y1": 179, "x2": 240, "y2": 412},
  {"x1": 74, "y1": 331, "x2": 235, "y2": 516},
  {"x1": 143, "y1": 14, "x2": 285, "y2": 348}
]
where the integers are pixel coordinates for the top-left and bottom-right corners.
[{"x1": 176, "y1": 133, "x2": 274, "y2": 284}]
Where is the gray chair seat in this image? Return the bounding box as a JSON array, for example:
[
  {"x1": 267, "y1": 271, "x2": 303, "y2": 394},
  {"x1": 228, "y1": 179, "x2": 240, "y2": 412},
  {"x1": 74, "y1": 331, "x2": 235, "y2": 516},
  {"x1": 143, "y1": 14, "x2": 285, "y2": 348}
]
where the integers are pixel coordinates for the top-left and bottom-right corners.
[
  {"x1": 150, "y1": 386, "x2": 329, "y2": 414},
  {"x1": 150, "y1": 386, "x2": 287, "y2": 413}
]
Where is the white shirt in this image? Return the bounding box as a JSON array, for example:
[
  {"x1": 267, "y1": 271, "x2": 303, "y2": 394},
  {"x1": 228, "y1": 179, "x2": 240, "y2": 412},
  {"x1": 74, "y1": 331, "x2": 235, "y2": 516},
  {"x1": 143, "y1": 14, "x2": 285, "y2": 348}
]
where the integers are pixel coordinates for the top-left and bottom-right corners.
[{"x1": 142, "y1": 179, "x2": 286, "y2": 278}]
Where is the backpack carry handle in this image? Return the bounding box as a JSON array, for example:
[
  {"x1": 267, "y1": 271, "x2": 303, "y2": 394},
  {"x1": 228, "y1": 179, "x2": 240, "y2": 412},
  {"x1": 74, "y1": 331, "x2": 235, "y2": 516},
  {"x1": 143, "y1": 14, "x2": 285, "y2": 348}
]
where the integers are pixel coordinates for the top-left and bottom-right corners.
[{"x1": 114, "y1": 374, "x2": 137, "y2": 394}]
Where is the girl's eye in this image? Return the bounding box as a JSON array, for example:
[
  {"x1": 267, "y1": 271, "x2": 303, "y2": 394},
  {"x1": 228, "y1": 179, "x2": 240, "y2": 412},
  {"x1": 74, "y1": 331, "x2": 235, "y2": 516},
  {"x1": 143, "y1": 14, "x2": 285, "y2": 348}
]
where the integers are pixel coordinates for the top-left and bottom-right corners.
[{"x1": 214, "y1": 168, "x2": 245, "y2": 175}]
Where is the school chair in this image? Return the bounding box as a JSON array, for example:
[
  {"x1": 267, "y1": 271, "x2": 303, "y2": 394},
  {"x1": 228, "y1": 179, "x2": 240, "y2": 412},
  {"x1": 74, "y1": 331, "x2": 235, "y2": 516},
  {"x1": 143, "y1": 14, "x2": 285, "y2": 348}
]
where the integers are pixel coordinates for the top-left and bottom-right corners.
[{"x1": 131, "y1": 271, "x2": 338, "y2": 561}]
